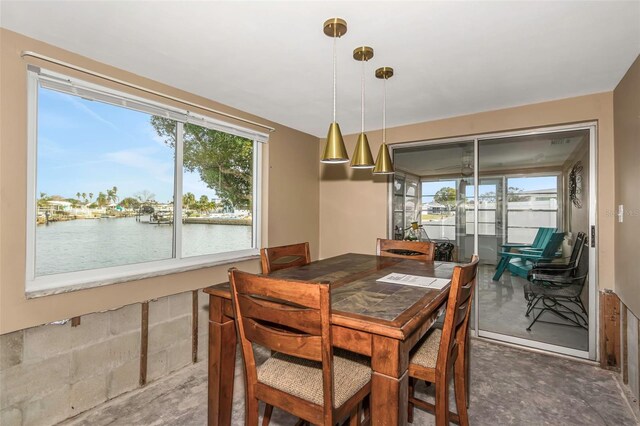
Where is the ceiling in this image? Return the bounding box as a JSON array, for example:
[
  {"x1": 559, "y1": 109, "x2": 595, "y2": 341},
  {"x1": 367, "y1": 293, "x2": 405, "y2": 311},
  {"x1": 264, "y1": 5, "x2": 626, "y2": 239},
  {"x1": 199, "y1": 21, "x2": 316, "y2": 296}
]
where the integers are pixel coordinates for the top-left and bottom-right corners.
[
  {"x1": 1, "y1": 1, "x2": 639, "y2": 138},
  {"x1": 394, "y1": 129, "x2": 589, "y2": 177}
]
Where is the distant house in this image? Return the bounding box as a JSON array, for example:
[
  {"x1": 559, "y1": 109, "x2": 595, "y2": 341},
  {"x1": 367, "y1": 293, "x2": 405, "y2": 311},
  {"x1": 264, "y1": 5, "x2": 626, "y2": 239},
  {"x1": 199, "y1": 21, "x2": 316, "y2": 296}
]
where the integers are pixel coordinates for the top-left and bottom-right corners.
[
  {"x1": 425, "y1": 201, "x2": 447, "y2": 214},
  {"x1": 45, "y1": 200, "x2": 72, "y2": 211}
]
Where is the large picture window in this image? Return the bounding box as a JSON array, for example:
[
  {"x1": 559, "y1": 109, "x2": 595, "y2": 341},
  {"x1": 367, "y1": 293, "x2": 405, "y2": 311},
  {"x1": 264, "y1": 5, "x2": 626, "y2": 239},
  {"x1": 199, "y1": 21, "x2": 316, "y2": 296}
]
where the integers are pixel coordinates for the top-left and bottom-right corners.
[{"x1": 27, "y1": 68, "x2": 266, "y2": 294}]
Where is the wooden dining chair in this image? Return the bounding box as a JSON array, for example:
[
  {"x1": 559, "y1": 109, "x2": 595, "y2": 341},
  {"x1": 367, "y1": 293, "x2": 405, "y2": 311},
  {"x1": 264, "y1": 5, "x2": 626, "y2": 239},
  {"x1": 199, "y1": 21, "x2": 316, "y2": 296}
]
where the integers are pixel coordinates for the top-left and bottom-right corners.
[
  {"x1": 260, "y1": 242, "x2": 311, "y2": 274},
  {"x1": 408, "y1": 255, "x2": 479, "y2": 426},
  {"x1": 229, "y1": 268, "x2": 371, "y2": 426},
  {"x1": 376, "y1": 238, "x2": 436, "y2": 261}
]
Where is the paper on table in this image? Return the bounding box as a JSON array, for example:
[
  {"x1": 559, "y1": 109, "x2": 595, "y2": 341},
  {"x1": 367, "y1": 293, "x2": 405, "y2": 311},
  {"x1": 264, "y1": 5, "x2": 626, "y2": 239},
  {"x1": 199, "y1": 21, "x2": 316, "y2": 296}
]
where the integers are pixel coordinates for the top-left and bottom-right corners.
[{"x1": 377, "y1": 273, "x2": 451, "y2": 289}]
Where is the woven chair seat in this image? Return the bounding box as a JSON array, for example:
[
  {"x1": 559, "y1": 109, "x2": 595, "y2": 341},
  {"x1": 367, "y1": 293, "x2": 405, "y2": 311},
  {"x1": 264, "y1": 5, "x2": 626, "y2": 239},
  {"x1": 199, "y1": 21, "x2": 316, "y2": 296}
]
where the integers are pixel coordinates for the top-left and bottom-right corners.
[
  {"x1": 524, "y1": 281, "x2": 582, "y2": 298},
  {"x1": 257, "y1": 351, "x2": 371, "y2": 408},
  {"x1": 409, "y1": 328, "x2": 442, "y2": 369}
]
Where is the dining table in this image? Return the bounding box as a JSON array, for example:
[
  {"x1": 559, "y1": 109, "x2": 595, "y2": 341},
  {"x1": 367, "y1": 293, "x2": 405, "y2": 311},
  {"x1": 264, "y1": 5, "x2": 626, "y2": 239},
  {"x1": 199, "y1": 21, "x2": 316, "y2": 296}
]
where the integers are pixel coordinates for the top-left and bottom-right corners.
[{"x1": 203, "y1": 252, "x2": 463, "y2": 425}]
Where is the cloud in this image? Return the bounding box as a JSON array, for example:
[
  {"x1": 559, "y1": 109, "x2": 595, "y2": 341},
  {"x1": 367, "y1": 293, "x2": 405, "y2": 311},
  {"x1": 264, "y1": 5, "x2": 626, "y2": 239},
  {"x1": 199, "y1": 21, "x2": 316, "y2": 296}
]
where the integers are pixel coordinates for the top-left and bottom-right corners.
[
  {"x1": 65, "y1": 96, "x2": 119, "y2": 131},
  {"x1": 104, "y1": 148, "x2": 174, "y2": 184}
]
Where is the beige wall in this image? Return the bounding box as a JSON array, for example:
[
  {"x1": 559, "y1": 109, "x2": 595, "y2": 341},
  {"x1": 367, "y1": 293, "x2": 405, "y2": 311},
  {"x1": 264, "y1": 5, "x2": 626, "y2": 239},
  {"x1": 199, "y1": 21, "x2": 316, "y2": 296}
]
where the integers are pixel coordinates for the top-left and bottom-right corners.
[
  {"x1": 319, "y1": 93, "x2": 615, "y2": 292},
  {"x1": 614, "y1": 55, "x2": 640, "y2": 317},
  {"x1": 0, "y1": 29, "x2": 319, "y2": 333}
]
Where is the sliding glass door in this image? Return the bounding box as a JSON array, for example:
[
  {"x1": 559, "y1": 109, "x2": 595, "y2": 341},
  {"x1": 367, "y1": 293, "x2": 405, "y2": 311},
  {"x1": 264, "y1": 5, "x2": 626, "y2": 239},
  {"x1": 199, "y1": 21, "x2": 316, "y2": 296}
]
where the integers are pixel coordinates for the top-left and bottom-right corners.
[{"x1": 391, "y1": 123, "x2": 597, "y2": 360}]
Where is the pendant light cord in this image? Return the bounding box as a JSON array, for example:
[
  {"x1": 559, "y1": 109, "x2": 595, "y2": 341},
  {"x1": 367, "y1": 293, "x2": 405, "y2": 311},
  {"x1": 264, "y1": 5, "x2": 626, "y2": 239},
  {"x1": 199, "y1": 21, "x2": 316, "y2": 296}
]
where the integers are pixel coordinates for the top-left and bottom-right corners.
[
  {"x1": 333, "y1": 36, "x2": 337, "y2": 123},
  {"x1": 361, "y1": 59, "x2": 365, "y2": 132},
  {"x1": 382, "y1": 77, "x2": 387, "y2": 143}
]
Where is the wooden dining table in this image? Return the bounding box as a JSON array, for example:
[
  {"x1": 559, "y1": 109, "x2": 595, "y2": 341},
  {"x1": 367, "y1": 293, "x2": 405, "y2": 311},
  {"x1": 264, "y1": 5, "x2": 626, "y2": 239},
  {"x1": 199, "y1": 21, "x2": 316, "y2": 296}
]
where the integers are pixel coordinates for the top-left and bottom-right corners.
[{"x1": 203, "y1": 253, "x2": 463, "y2": 425}]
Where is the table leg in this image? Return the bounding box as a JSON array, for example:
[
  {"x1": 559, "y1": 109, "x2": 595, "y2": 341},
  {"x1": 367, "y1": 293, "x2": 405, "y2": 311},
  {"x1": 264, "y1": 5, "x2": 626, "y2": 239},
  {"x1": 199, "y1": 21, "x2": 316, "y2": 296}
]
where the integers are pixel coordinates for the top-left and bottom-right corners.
[
  {"x1": 370, "y1": 335, "x2": 409, "y2": 425},
  {"x1": 208, "y1": 296, "x2": 237, "y2": 426}
]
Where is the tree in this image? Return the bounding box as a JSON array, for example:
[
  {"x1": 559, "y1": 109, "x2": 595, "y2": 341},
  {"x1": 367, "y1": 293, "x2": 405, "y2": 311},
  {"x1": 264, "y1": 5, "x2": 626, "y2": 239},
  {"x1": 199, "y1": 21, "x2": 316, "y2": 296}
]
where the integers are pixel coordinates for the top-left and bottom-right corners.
[
  {"x1": 135, "y1": 190, "x2": 155, "y2": 203},
  {"x1": 38, "y1": 192, "x2": 49, "y2": 208},
  {"x1": 150, "y1": 117, "x2": 253, "y2": 209},
  {"x1": 106, "y1": 186, "x2": 118, "y2": 204},
  {"x1": 88, "y1": 192, "x2": 94, "y2": 202},
  {"x1": 120, "y1": 197, "x2": 141, "y2": 210},
  {"x1": 82, "y1": 192, "x2": 87, "y2": 203},
  {"x1": 507, "y1": 187, "x2": 527, "y2": 202},
  {"x1": 96, "y1": 192, "x2": 108, "y2": 207},
  {"x1": 76, "y1": 192, "x2": 81, "y2": 200},
  {"x1": 182, "y1": 192, "x2": 196, "y2": 209},
  {"x1": 434, "y1": 187, "x2": 457, "y2": 210}
]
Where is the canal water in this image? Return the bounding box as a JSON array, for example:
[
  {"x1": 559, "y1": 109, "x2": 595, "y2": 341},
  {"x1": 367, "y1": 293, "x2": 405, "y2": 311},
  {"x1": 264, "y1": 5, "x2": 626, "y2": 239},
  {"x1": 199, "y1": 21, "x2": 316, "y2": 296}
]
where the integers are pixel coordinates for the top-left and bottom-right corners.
[{"x1": 35, "y1": 216, "x2": 252, "y2": 276}]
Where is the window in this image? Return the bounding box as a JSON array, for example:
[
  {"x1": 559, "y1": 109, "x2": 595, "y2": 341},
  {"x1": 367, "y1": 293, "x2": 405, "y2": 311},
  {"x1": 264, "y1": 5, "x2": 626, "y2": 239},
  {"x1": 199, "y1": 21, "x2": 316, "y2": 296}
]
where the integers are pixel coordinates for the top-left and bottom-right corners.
[
  {"x1": 26, "y1": 67, "x2": 267, "y2": 294},
  {"x1": 464, "y1": 183, "x2": 497, "y2": 236},
  {"x1": 505, "y1": 176, "x2": 559, "y2": 243},
  {"x1": 420, "y1": 180, "x2": 457, "y2": 240}
]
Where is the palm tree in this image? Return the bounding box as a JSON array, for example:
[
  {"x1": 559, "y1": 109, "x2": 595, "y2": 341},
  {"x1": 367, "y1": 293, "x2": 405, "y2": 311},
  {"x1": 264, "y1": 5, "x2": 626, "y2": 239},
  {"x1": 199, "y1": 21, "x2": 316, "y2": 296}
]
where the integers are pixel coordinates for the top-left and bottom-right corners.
[
  {"x1": 182, "y1": 192, "x2": 196, "y2": 208},
  {"x1": 96, "y1": 192, "x2": 108, "y2": 207},
  {"x1": 82, "y1": 192, "x2": 87, "y2": 203},
  {"x1": 106, "y1": 186, "x2": 119, "y2": 204},
  {"x1": 76, "y1": 192, "x2": 81, "y2": 200},
  {"x1": 89, "y1": 192, "x2": 94, "y2": 202}
]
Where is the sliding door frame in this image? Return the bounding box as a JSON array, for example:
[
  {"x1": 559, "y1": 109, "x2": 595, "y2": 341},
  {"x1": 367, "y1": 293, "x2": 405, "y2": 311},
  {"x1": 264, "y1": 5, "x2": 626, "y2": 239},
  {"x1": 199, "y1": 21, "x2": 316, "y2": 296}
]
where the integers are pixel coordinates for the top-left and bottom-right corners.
[{"x1": 388, "y1": 121, "x2": 598, "y2": 361}]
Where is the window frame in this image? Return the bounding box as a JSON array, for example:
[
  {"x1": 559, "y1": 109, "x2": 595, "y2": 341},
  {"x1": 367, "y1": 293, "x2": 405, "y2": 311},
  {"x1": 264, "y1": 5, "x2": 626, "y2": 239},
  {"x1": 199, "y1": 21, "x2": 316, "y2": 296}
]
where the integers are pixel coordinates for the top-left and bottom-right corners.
[{"x1": 25, "y1": 68, "x2": 265, "y2": 297}]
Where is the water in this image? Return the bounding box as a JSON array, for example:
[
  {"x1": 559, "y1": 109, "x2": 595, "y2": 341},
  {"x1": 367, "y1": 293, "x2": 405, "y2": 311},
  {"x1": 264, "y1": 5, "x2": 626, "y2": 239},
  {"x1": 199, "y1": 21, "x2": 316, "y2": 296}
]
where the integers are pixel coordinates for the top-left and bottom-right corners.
[{"x1": 35, "y1": 217, "x2": 252, "y2": 276}]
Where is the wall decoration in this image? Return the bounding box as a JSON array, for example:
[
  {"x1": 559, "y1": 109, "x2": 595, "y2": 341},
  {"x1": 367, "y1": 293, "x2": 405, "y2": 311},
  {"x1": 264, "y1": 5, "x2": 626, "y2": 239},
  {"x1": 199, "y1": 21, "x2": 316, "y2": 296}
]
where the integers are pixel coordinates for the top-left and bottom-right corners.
[{"x1": 569, "y1": 161, "x2": 583, "y2": 208}]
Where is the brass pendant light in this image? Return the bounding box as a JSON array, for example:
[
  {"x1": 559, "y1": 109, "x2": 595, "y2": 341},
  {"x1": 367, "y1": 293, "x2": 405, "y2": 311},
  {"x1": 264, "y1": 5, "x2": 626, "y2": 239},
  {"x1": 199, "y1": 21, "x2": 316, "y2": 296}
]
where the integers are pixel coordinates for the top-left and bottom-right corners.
[
  {"x1": 373, "y1": 66, "x2": 395, "y2": 175},
  {"x1": 321, "y1": 18, "x2": 349, "y2": 164},
  {"x1": 350, "y1": 46, "x2": 375, "y2": 169}
]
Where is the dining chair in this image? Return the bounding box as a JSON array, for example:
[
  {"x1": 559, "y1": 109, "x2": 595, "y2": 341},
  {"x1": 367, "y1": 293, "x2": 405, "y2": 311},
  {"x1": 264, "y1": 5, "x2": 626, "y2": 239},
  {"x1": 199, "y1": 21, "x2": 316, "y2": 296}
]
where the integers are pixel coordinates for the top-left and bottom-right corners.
[
  {"x1": 260, "y1": 242, "x2": 311, "y2": 274},
  {"x1": 376, "y1": 238, "x2": 436, "y2": 261},
  {"x1": 408, "y1": 255, "x2": 479, "y2": 426},
  {"x1": 229, "y1": 268, "x2": 371, "y2": 426}
]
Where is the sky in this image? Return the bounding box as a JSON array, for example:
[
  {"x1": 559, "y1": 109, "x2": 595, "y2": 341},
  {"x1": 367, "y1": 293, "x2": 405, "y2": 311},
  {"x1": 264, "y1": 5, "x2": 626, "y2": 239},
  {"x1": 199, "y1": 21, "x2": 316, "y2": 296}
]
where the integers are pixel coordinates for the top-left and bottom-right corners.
[{"x1": 37, "y1": 87, "x2": 217, "y2": 203}]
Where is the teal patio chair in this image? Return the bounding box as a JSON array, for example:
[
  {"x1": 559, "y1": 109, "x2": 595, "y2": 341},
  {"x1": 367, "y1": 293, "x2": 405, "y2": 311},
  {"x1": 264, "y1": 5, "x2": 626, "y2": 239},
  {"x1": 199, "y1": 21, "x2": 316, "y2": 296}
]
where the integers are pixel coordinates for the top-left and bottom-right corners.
[
  {"x1": 499, "y1": 227, "x2": 556, "y2": 254},
  {"x1": 494, "y1": 227, "x2": 556, "y2": 274},
  {"x1": 493, "y1": 232, "x2": 565, "y2": 281}
]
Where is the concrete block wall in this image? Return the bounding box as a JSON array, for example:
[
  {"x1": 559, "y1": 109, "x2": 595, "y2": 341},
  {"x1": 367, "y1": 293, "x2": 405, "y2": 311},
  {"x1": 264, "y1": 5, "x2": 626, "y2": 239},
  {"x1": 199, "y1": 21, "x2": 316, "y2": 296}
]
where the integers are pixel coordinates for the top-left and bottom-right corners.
[{"x1": 0, "y1": 290, "x2": 210, "y2": 426}]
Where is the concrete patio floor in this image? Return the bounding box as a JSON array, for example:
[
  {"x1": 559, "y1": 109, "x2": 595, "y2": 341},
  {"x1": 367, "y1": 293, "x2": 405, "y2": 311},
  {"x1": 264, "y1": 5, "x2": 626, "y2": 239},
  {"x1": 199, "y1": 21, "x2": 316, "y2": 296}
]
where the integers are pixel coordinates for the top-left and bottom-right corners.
[{"x1": 60, "y1": 339, "x2": 638, "y2": 425}]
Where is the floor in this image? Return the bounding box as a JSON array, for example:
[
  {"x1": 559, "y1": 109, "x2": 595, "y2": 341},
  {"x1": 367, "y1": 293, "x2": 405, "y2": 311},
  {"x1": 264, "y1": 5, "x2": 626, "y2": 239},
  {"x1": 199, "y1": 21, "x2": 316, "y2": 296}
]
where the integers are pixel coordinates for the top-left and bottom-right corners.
[
  {"x1": 475, "y1": 264, "x2": 589, "y2": 351},
  {"x1": 61, "y1": 339, "x2": 637, "y2": 426}
]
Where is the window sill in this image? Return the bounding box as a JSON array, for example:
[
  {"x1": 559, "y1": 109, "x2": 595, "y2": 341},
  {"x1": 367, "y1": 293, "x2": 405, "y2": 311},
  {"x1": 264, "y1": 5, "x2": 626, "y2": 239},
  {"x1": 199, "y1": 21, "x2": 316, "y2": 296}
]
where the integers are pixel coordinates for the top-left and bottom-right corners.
[{"x1": 25, "y1": 249, "x2": 260, "y2": 299}]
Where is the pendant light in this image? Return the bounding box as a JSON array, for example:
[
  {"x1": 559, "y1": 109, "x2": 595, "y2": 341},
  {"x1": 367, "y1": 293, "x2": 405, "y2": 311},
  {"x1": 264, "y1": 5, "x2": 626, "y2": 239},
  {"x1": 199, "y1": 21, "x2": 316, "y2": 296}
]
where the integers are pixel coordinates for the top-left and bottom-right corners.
[
  {"x1": 373, "y1": 66, "x2": 395, "y2": 174},
  {"x1": 321, "y1": 18, "x2": 349, "y2": 163},
  {"x1": 350, "y1": 46, "x2": 375, "y2": 168}
]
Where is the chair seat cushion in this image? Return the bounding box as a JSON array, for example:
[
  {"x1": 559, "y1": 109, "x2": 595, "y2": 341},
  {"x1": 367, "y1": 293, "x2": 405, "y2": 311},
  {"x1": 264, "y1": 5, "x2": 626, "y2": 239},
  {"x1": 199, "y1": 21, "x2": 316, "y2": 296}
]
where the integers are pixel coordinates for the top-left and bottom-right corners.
[
  {"x1": 257, "y1": 350, "x2": 371, "y2": 408},
  {"x1": 409, "y1": 328, "x2": 442, "y2": 369}
]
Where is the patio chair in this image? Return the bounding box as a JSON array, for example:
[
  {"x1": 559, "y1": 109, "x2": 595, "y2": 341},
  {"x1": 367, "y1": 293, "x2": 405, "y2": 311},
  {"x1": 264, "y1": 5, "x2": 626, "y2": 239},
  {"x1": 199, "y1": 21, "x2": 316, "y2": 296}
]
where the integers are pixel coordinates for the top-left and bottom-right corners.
[
  {"x1": 523, "y1": 236, "x2": 589, "y2": 331},
  {"x1": 498, "y1": 227, "x2": 556, "y2": 254},
  {"x1": 529, "y1": 232, "x2": 586, "y2": 273},
  {"x1": 260, "y1": 242, "x2": 311, "y2": 274},
  {"x1": 492, "y1": 232, "x2": 564, "y2": 281}
]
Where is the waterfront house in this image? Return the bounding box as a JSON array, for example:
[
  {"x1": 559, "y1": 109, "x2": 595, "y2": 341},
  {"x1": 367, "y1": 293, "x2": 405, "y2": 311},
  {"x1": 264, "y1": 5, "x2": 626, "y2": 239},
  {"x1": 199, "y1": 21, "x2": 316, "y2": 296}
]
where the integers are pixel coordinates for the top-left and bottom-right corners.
[{"x1": 1, "y1": 2, "x2": 639, "y2": 425}]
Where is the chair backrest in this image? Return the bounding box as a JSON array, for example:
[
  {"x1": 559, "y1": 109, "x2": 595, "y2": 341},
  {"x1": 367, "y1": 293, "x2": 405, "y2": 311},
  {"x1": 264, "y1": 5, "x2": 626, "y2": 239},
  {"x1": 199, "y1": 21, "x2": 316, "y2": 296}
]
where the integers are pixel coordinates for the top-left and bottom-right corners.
[
  {"x1": 437, "y1": 255, "x2": 479, "y2": 375},
  {"x1": 260, "y1": 242, "x2": 311, "y2": 274},
  {"x1": 376, "y1": 238, "x2": 435, "y2": 262},
  {"x1": 533, "y1": 227, "x2": 557, "y2": 249},
  {"x1": 540, "y1": 232, "x2": 565, "y2": 258},
  {"x1": 229, "y1": 269, "x2": 334, "y2": 413},
  {"x1": 567, "y1": 232, "x2": 587, "y2": 267},
  {"x1": 573, "y1": 238, "x2": 589, "y2": 281}
]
